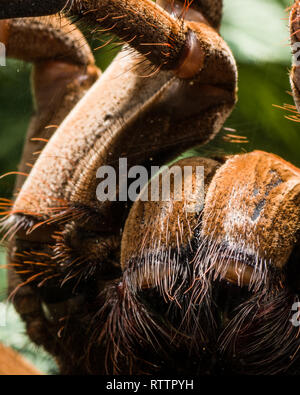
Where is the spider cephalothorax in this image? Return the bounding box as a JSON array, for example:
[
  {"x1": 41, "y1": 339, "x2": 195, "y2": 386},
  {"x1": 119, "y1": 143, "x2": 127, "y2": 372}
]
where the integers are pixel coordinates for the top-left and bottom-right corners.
[{"x1": 0, "y1": 0, "x2": 300, "y2": 375}]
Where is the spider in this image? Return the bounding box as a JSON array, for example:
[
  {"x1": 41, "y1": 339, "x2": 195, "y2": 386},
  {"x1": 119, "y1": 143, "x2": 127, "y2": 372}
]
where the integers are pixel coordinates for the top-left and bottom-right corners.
[{"x1": 0, "y1": 0, "x2": 299, "y2": 375}]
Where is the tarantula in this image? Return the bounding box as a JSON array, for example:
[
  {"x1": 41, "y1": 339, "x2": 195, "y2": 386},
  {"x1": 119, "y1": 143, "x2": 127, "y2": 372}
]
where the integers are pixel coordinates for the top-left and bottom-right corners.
[{"x1": 0, "y1": 0, "x2": 299, "y2": 375}]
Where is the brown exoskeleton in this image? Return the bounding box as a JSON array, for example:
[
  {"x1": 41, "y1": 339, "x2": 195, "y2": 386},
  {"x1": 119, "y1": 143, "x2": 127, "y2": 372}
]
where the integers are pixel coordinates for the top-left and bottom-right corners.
[{"x1": 0, "y1": 0, "x2": 299, "y2": 375}]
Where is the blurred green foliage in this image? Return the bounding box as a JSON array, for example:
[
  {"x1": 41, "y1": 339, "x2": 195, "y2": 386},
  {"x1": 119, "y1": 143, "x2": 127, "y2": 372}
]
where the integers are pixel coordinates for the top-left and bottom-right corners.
[{"x1": 0, "y1": 0, "x2": 298, "y2": 373}]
